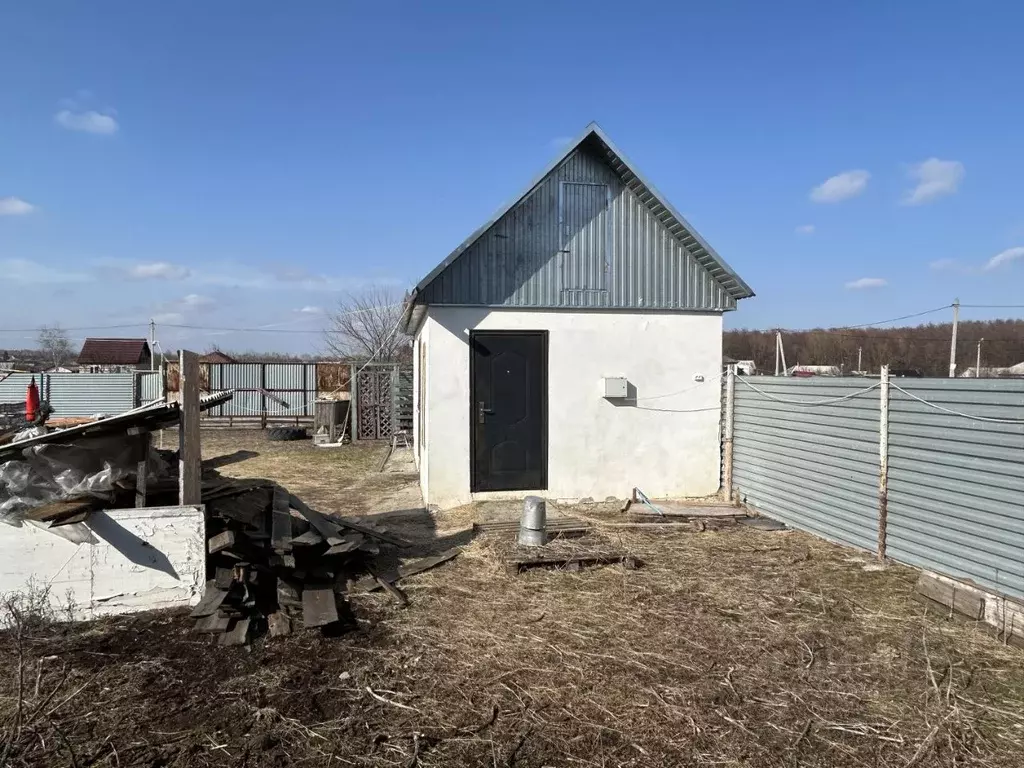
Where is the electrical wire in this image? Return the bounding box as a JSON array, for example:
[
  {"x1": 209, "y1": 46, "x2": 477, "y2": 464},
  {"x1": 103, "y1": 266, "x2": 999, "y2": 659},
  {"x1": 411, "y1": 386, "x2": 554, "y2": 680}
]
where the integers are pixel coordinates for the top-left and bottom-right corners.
[
  {"x1": 960, "y1": 304, "x2": 1024, "y2": 309},
  {"x1": 889, "y1": 383, "x2": 1024, "y2": 424},
  {"x1": 0, "y1": 303, "x2": 405, "y2": 334},
  {"x1": 737, "y1": 376, "x2": 882, "y2": 405},
  {"x1": 633, "y1": 405, "x2": 722, "y2": 414},
  {"x1": 830, "y1": 304, "x2": 953, "y2": 330},
  {"x1": 634, "y1": 371, "x2": 724, "y2": 402}
]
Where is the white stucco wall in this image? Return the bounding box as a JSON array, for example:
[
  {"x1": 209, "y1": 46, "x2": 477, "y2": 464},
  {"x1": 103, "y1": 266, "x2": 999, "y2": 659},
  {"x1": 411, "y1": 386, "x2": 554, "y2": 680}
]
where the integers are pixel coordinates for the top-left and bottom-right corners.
[
  {"x1": 0, "y1": 505, "x2": 205, "y2": 620},
  {"x1": 420, "y1": 307, "x2": 723, "y2": 508}
]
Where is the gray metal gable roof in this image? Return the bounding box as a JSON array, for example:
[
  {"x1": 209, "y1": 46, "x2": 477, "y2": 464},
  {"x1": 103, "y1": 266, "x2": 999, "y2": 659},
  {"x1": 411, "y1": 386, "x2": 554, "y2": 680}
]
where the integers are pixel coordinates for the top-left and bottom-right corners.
[{"x1": 412, "y1": 123, "x2": 754, "y2": 306}]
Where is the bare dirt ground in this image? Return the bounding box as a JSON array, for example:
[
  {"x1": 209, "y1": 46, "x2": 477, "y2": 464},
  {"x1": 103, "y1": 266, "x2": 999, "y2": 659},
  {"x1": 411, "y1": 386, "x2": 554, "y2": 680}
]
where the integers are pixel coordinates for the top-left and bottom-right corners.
[{"x1": 2, "y1": 430, "x2": 1023, "y2": 767}]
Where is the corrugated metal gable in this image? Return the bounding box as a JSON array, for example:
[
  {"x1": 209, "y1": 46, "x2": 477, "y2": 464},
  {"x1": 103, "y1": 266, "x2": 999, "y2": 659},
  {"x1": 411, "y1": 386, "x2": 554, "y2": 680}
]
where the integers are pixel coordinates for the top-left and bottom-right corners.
[{"x1": 420, "y1": 142, "x2": 737, "y2": 311}]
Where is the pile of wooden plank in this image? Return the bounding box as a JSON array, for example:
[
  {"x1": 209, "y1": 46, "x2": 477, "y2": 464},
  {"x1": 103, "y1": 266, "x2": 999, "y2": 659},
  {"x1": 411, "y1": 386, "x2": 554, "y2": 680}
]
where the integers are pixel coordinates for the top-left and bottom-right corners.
[{"x1": 191, "y1": 479, "x2": 411, "y2": 645}]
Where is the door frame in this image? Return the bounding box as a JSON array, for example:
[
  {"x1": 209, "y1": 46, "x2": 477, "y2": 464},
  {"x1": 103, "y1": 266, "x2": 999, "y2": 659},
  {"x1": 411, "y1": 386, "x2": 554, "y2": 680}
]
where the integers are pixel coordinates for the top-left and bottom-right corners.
[{"x1": 468, "y1": 330, "x2": 549, "y2": 493}]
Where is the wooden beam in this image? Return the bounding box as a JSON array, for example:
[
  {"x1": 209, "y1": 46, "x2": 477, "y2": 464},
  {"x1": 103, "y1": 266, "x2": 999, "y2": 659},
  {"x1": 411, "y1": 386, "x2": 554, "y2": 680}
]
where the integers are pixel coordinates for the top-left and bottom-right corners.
[
  {"x1": 914, "y1": 574, "x2": 984, "y2": 621},
  {"x1": 271, "y1": 485, "x2": 293, "y2": 553},
  {"x1": 178, "y1": 350, "x2": 201, "y2": 506},
  {"x1": 135, "y1": 431, "x2": 152, "y2": 508}
]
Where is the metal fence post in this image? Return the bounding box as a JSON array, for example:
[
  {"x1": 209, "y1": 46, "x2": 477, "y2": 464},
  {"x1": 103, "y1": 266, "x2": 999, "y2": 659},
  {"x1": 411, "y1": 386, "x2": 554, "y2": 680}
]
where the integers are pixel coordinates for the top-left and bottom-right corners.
[
  {"x1": 722, "y1": 364, "x2": 736, "y2": 502},
  {"x1": 877, "y1": 364, "x2": 890, "y2": 561}
]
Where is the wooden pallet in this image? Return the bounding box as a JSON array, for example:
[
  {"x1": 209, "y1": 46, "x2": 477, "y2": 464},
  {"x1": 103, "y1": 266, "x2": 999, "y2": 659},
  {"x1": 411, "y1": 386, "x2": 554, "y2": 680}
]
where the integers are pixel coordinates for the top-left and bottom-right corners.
[
  {"x1": 473, "y1": 517, "x2": 591, "y2": 538},
  {"x1": 505, "y1": 551, "x2": 639, "y2": 576}
]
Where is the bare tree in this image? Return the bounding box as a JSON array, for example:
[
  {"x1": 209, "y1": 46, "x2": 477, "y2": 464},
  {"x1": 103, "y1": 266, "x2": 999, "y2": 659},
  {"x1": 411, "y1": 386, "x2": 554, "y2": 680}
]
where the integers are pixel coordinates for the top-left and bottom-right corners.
[
  {"x1": 323, "y1": 286, "x2": 409, "y2": 361},
  {"x1": 36, "y1": 326, "x2": 74, "y2": 369}
]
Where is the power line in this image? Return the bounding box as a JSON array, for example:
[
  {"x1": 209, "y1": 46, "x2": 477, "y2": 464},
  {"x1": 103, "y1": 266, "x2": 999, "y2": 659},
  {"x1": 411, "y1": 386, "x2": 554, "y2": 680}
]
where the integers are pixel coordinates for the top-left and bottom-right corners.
[
  {"x1": 161, "y1": 323, "x2": 326, "y2": 334},
  {"x1": 960, "y1": 304, "x2": 1024, "y2": 309},
  {"x1": 0, "y1": 323, "x2": 147, "y2": 333},
  {"x1": 830, "y1": 304, "x2": 952, "y2": 330}
]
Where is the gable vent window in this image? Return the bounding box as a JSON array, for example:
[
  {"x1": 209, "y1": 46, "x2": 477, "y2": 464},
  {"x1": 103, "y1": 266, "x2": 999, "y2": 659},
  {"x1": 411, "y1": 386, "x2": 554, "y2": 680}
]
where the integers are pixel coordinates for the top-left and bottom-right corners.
[{"x1": 559, "y1": 181, "x2": 610, "y2": 293}]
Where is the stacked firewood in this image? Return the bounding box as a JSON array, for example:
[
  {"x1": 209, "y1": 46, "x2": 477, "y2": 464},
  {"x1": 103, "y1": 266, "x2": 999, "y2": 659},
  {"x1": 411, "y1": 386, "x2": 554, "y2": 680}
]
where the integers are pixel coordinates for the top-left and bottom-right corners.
[{"x1": 190, "y1": 478, "x2": 408, "y2": 645}]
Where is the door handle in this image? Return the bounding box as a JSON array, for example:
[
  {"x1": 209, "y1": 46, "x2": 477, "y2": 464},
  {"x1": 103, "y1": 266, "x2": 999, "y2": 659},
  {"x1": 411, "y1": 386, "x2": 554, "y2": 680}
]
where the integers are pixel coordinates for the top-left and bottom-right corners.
[{"x1": 478, "y1": 401, "x2": 494, "y2": 424}]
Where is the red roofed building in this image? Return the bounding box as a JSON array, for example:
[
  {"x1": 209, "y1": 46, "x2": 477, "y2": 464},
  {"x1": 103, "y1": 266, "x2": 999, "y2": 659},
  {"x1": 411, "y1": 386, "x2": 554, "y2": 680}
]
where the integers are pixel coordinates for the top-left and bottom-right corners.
[{"x1": 77, "y1": 338, "x2": 152, "y2": 373}]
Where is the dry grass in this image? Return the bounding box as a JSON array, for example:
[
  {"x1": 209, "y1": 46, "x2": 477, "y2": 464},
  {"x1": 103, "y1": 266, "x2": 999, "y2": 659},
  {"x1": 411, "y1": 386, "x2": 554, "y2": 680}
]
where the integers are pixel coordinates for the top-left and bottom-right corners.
[{"x1": 1, "y1": 430, "x2": 1022, "y2": 766}]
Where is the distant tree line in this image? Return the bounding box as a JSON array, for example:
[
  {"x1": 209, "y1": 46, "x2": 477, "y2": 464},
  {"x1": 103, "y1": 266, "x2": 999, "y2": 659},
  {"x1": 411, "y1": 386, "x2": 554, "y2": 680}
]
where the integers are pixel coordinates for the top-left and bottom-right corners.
[{"x1": 725, "y1": 319, "x2": 1024, "y2": 376}]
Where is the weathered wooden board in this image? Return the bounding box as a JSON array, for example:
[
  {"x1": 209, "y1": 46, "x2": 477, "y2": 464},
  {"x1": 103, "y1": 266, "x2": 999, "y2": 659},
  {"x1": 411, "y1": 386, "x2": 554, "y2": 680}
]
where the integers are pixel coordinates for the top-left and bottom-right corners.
[
  {"x1": 324, "y1": 536, "x2": 363, "y2": 556},
  {"x1": 289, "y1": 493, "x2": 411, "y2": 548},
  {"x1": 271, "y1": 485, "x2": 293, "y2": 553},
  {"x1": 302, "y1": 585, "x2": 339, "y2": 627},
  {"x1": 193, "y1": 613, "x2": 231, "y2": 634},
  {"x1": 914, "y1": 574, "x2": 985, "y2": 620},
  {"x1": 208, "y1": 530, "x2": 238, "y2": 554},
  {"x1": 354, "y1": 547, "x2": 462, "y2": 592},
  {"x1": 219, "y1": 617, "x2": 251, "y2": 646},
  {"x1": 190, "y1": 582, "x2": 229, "y2": 618},
  {"x1": 291, "y1": 529, "x2": 325, "y2": 547}
]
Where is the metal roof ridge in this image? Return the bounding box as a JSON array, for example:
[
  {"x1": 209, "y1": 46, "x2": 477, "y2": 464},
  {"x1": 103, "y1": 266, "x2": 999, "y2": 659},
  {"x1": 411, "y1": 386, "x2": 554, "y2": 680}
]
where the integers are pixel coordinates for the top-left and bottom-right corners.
[{"x1": 410, "y1": 122, "x2": 753, "y2": 302}]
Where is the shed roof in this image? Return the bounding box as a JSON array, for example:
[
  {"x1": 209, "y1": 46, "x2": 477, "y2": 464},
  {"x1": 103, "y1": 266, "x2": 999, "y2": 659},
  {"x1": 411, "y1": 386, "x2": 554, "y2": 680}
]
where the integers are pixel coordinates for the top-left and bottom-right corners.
[
  {"x1": 77, "y1": 338, "x2": 151, "y2": 365},
  {"x1": 411, "y1": 122, "x2": 754, "y2": 306},
  {"x1": 199, "y1": 351, "x2": 237, "y2": 364}
]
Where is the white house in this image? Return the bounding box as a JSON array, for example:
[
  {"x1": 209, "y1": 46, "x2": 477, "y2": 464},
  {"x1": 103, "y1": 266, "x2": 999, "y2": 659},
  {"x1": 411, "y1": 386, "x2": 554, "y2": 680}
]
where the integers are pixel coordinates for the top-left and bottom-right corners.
[{"x1": 402, "y1": 124, "x2": 753, "y2": 509}]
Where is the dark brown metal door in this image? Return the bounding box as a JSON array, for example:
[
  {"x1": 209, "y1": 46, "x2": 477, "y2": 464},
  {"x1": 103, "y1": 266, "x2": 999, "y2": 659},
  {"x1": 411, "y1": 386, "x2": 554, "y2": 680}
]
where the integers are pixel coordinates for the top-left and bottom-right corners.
[{"x1": 470, "y1": 331, "x2": 547, "y2": 492}]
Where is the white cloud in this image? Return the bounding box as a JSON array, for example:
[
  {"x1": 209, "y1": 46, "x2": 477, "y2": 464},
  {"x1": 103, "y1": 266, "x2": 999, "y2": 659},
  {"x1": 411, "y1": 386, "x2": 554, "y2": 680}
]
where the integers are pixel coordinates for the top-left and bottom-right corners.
[
  {"x1": 902, "y1": 158, "x2": 964, "y2": 205},
  {"x1": 929, "y1": 258, "x2": 960, "y2": 271},
  {"x1": 845, "y1": 277, "x2": 887, "y2": 290},
  {"x1": 55, "y1": 109, "x2": 119, "y2": 135},
  {"x1": 795, "y1": 224, "x2": 815, "y2": 235},
  {"x1": 126, "y1": 262, "x2": 191, "y2": 280},
  {"x1": 0, "y1": 197, "x2": 36, "y2": 216},
  {"x1": 2, "y1": 258, "x2": 93, "y2": 284},
  {"x1": 984, "y1": 246, "x2": 1024, "y2": 271},
  {"x1": 810, "y1": 170, "x2": 871, "y2": 203},
  {"x1": 181, "y1": 293, "x2": 214, "y2": 308},
  {"x1": 294, "y1": 305, "x2": 324, "y2": 314},
  {"x1": 152, "y1": 312, "x2": 184, "y2": 324}
]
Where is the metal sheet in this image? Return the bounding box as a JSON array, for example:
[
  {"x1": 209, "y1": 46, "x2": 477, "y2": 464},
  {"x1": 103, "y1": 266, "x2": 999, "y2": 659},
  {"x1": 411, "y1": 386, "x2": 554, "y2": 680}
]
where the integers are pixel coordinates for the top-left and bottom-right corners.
[
  {"x1": 884, "y1": 379, "x2": 1024, "y2": 598},
  {"x1": 730, "y1": 375, "x2": 1024, "y2": 600},
  {"x1": 419, "y1": 144, "x2": 737, "y2": 311},
  {"x1": 731, "y1": 377, "x2": 883, "y2": 553},
  {"x1": 0, "y1": 373, "x2": 137, "y2": 417}
]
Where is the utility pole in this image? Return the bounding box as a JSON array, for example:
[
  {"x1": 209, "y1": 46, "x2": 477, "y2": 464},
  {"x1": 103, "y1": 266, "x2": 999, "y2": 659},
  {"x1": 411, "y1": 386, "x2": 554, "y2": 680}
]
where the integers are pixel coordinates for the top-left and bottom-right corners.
[
  {"x1": 149, "y1": 319, "x2": 156, "y2": 371},
  {"x1": 976, "y1": 338, "x2": 984, "y2": 379},
  {"x1": 774, "y1": 331, "x2": 788, "y2": 376},
  {"x1": 948, "y1": 299, "x2": 959, "y2": 378},
  {"x1": 858, "y1": 347, "x2": 863, "y2": 374}
]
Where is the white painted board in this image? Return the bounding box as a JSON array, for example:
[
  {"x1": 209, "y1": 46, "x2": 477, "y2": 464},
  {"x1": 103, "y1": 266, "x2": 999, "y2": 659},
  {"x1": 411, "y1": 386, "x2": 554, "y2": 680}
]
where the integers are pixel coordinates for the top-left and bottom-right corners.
[{"x1": 0, "y1": 505, "x2": 205, "y2": 620}]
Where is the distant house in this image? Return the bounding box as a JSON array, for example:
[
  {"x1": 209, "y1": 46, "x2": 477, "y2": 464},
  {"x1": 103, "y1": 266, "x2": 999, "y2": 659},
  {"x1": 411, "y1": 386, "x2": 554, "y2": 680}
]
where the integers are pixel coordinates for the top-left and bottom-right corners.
[
  {"x1": 960, "y1": 362, "x2": 1024, "y2": 378},
  {"x1": 199, "y1": 350, "x2": 237, "y2": 364},
  {"x1": 724, "y1": 356, "x2": 757, "y2": 376},
  {"x1": 77, "y1": 338, "x2": 152, "y2": 373}
]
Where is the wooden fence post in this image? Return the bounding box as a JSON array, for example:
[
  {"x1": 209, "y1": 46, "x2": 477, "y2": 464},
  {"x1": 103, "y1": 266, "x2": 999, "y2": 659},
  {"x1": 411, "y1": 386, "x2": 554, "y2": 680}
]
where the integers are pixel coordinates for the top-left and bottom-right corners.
[
  {"x1": 877, "y1": 364, "x2": 890, "y2": 561},
  {"x1": 349, "y1": 363, "x2": 359, "y2": 442},
  {"x1": 260, "y1": 363, "x2": 268, "y2": 430},
  {"x1": 179, "y1": 350, "x2": 201, "y2": 506},
  {"x1": 721, "y1": 364, "x2": 737, "y2": 502}
]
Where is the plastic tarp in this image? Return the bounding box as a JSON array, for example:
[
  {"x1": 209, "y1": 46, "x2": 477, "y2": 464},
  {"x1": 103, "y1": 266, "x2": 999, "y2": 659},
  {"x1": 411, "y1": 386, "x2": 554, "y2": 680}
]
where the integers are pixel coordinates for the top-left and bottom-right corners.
[{"x1": 0, "y1": 436, "x2": 167, "y2": 525}]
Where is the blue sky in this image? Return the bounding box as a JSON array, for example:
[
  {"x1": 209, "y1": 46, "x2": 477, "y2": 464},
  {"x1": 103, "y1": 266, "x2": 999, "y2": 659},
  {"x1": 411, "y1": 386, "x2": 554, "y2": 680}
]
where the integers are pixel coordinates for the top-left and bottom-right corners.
[{"x1": 1, "y1": 1, "x2": 1022, "y2": 354}]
